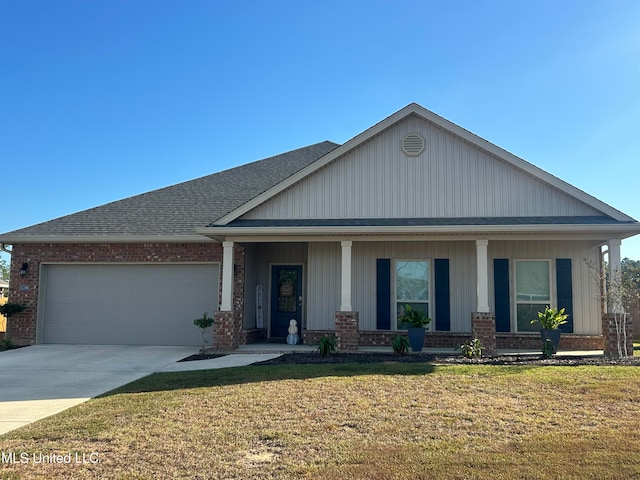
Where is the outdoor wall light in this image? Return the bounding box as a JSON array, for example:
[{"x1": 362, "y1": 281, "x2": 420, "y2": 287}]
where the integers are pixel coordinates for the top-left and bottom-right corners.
[{"x1": 19, "y1": 263, "x2": 28, "y2": 277}]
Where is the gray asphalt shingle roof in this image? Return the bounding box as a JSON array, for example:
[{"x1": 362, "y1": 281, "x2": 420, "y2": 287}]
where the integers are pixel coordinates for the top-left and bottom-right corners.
[{"x1": 0, "y1": 141, "x2": 340, "y2": 240}]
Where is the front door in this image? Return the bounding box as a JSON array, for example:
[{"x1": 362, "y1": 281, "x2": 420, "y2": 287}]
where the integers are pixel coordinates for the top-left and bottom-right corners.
[{"x1": 270, "y1": 265, "x2": 303, "y2": 338}]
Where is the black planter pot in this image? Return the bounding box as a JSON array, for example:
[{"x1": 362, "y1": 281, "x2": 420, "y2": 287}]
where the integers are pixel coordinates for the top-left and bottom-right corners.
[
  {"x1": 540, "y1": 329, "x2": 561, "y2": 354},
  {"x1": 407, "y1": 327, "x2": 426, "y2": 352}
]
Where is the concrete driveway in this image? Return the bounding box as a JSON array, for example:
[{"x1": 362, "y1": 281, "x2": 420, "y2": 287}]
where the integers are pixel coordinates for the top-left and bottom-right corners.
[{"x1": 0, "y1": 345, "x2": 197, "y2": 435}]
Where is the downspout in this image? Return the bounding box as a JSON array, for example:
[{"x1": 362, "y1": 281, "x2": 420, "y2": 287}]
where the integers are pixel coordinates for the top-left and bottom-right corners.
[{"x1": 0, "y1": 244, "x2": 11, "y2": 255}]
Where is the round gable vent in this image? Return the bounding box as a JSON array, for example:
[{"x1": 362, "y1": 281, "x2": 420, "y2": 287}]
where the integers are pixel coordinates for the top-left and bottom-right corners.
[{"x1": 402, "y1": 133, "x2": 425, "y2": 156}]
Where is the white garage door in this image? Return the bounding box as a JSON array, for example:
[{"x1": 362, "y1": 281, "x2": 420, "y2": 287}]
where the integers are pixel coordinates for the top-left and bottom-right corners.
[{"x1": 40, "y1": 264, "x2": 219, "y2": 346}]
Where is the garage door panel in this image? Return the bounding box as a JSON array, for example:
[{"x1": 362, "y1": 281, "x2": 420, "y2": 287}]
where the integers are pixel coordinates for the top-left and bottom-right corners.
[{"x1": 41, "y1": 264, "x2": 219, "y2": 346}]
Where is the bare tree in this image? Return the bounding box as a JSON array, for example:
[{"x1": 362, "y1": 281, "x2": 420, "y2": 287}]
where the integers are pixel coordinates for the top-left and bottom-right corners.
[{"x1": 586, "y1": 257, "x2": 639, "y2": 358}]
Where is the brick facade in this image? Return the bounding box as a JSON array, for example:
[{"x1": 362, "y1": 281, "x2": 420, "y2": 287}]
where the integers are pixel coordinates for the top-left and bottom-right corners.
[
  {"x1": 7, "y1": 242, "x2": 222, "y2": 345},
  {"x1": 212, "y1": 245, "x2": 247, "y2": 352},
  {"x1": 496, "y1": 333, "x2": 602, "y2": 350},
  {"x1": 602, "y1": 313, "x2": 633, "y2": 357},
  {"x1": 471, "y1": 312, "x2": 497, "y2": 355},
  {"x1": 304, "y1": 328, "x2": 602, "y2": 352},
  {"x1": 360, "y1": 330, "x2": 470, "y2": 348},
  {"x1": 213, "y1": 311, "x2": 240, "y2": 351},
  {"x1": 5, "y1": 242, "x2": 615, "y2": 354},
  {"x1": 335, "y1": 311, "x2": 359, "y2": 352}
]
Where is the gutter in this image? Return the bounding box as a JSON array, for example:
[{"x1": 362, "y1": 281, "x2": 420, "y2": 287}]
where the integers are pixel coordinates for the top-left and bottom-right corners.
[
  {"x1": 198, "y1": 223, "x2": 640, "y2": 238},
  {"x1": 0, "y1": 235, "x2": 218, "y2": 244}
]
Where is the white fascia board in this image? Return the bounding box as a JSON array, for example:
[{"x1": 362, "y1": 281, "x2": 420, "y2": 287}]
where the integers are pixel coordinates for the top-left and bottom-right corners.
[
  {"x1": 0, "y1": 235, "x2": 217, "y2": 244},
  {"x1": 198, "y1": 223, "x2": 640, "y2": 241}
]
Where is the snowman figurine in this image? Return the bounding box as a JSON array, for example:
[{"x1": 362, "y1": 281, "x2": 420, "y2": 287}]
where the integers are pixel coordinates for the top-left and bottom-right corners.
[{"x1": 286, "y1": 319, "x2": 299, "y2": 345}]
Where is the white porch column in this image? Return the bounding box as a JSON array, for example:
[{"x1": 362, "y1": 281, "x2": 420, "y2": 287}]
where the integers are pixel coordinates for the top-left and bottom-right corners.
[
  {"x1": 220, "y1": 241, "x2": 234, "y2": 312},
  {"x1": 476, "y1": 239, "x2": 490, "y2": 313},
  {"x1": 608, "y1": 239, "x2": 622, "y2": 313},
  {"x1": 340, "y1": 240, "x2": 353, "y2": 311}
]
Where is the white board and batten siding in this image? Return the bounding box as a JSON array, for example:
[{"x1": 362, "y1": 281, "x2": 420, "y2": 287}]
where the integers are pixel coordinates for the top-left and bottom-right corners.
[
  {"x1": 307, "y1": 241, "x2": 475, "y2": 332},
  {"x1": 243, "y1": 114, "x2": 602, "y2": 221},
  {"x1": 307, "y1": 240, "x2": 602, "y2": 335},
  {"x1": 488, "y1": 240, "x2": 601, "y2": 335}
]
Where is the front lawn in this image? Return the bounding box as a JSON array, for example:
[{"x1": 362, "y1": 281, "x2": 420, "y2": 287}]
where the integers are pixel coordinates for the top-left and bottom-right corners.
[{"x1": 1, "y1": 362, "x2": 639, "y2": 479}]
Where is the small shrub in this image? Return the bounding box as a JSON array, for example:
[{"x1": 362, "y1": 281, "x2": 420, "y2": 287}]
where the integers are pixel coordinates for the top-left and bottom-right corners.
[
  {"x1": 0, "y1": 337, "x2": 12, "y2": 351},
  {"x1": 392, "y1": 335, "x2": 410, "y2": 355},
  {"x1": 459, "y1": 338, "x2": 484, "y2": 359},
  {"x1": 0, "y1": 303, "x2": 26, "y2": 318},
  {"x1": 193, "y1": 312, "x2": 214, "y2": 356},
  {"x1": 541, "y1": 339, "x2": 555, "y2": 359},
  {"x1": 317, "y1": 336, "x2": 336, "y2": 357}
]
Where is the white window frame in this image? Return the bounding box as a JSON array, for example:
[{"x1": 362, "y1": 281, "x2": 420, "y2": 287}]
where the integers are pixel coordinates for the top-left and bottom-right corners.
[
  {"x1": 393, "y1": 259, "x2": 432, "y2": 330},
  {"x1": 513, "y1": 259, "x2": 554, "y2": 333}
]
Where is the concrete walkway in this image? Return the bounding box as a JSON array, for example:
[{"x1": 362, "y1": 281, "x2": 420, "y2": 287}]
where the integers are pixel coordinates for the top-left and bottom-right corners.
[{"x1": 0, "y1": 345, "x2": 281, "y2": 436}]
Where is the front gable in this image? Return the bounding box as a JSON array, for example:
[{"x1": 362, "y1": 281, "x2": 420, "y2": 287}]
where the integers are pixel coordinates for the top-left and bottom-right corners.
[{"x1": 238, "y1": 112, "x2": 604, "y2": 221}]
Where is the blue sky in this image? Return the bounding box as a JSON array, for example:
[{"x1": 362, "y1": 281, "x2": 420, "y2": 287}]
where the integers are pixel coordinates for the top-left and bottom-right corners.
[{"x1": 1, "y1": 0, "x2": 639, "y2": 261}]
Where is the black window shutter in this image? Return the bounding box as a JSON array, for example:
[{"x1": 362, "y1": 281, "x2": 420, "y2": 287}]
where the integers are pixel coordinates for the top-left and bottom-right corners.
[
  {"x1": 376, "y1": 259, "x2": 391, "y2": 330},
  {"x1": 434, "y1": 259, "x2": 451, "y2": 331},
  {"x1": 556, "y1": 259, "x2": 574, "y2": 333},
  {"x1": 494, "y1": 258, "x2": 511, "y2": 332}
]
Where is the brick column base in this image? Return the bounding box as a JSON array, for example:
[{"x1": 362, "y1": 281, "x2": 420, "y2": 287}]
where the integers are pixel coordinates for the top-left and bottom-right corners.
[
  {"x1": 213, "y1": 311, "x2": 242, "y2": 351},
  {"x1": 602, "y1": 313, "x2": 633, "y2": 357},
  {"x1": 335, "y1": 311, "x2": 359, "y2": 352},
  {"x1": 471, "y1": 312, "x2": 496, "y2": 356}
]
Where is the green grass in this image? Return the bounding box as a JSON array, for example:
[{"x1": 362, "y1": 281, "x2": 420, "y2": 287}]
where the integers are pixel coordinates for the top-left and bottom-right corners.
[{"x1": 1, "y1": 362, "x2": 640, "y2": 479}]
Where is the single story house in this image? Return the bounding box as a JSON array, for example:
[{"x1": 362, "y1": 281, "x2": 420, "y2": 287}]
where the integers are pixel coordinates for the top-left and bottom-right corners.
[{"x1": 2, "y1": 103, "x2": 638, "y2": 353}]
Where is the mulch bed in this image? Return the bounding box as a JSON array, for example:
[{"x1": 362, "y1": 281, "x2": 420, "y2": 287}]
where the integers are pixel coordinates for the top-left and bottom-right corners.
[
  {"x1": 178, "y1": 353, "x2": 227, "y2": 362},
  {"x1": 253, "y1": 352, "x2": 640, "y2": 366}
]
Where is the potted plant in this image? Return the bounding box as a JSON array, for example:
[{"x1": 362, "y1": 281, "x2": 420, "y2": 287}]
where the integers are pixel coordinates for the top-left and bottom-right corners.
[
  {"x1": 398, "y1": 304, "x2": 431, "y2": 352},
  {"x1": 530, "y1": 306, "x2": 568, "y2": 355}
]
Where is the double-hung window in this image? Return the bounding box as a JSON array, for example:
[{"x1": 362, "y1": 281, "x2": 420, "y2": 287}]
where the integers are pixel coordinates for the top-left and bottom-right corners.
[
  {"x1": 515, "y1": 260, "x2": 551, "y2": 332},
  {"x1": 395, "y1": 260, "x2": 429, "y2": 329}
]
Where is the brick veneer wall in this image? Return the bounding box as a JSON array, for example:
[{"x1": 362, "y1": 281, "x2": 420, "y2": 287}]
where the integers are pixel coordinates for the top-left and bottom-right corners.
[
  {"x1": 302, "y1": 330, "x2": 335, "y2": 346},
  {"x1": 602, "y1": 313, "x2": 633, "y2": 357},
  {"x1": 213, "y1": 311, "x2": 240, "y2": 351},
  {"x1": 7, "y1": 242, "x2": 223, "y2": 345},
  {"x1": 472, "y1": 312, "x2": 497, "y2": 355},
  {"x1": 496, "y1": 333, "x2": 603, "y2": 350},
  {"x1": 241, "y1": 329, "x2": 267, "y2": 344},
  {"x1": 335, "y1": 311, "x2": 359, "y2": 352},
  {"x1": 298, "y1": 330, "x2": 603, "y2": 351},
  {"x1": 213, "y1": 245, "x2": 247, "y2": 351},
  {"x1": 359, "y1": 330, "x2": 470, "y2": 348}
]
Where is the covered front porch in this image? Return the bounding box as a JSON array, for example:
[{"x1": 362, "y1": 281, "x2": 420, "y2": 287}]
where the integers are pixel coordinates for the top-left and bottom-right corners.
[{"x1": 207, "y1": 235, "x2": 627, "y2": 356}]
